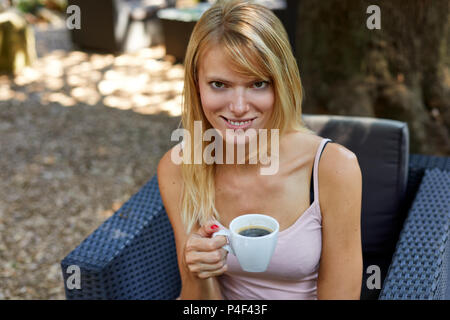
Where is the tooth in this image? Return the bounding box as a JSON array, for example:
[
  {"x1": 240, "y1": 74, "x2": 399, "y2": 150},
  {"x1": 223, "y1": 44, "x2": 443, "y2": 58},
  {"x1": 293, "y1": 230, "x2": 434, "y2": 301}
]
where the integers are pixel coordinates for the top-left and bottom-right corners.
[{"x1": 227, "y1": 119, "x2": 251, "y2": 126}]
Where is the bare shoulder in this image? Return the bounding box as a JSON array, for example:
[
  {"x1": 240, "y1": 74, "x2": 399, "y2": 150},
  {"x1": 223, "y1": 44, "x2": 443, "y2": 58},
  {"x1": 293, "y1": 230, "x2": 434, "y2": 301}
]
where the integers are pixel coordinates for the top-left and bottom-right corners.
[
  {"x1": 157, "y1": 143, "x2": 183, "y2": 184},
  {"x1": 280, "y1": 131, "x2": 323, "y2": 165},
  {"x1": 285, "y1": 132, "x2": 359, "y2": 172},
  {"x1": 319, "y1": 142, "x2": 361, "y2": 183},
  {"x1": 157, "y1": 144, "x2": 184, "y2": 222},
  {"x1": 318, "y1": 141, "x2": 362, "y2": 217}
]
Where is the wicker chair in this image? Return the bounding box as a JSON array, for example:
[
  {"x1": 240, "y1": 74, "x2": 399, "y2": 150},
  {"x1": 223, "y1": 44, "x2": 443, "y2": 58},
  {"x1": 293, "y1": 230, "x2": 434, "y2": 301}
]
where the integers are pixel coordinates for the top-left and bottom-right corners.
[{"x1": 60, "y1": 115, "x2": 450, "y2": 300}]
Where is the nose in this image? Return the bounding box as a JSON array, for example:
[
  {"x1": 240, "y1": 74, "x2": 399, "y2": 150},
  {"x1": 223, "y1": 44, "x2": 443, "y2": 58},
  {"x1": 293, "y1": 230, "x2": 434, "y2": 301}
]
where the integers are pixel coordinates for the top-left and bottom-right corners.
[{"x1": 229, "y1": 88, "x2": 249, "y2": 115}]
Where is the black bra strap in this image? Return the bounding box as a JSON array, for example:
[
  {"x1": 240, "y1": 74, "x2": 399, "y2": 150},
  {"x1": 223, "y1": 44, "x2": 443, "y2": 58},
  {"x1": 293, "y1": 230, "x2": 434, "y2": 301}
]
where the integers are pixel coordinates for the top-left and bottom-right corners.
[{"x1": 310, "y1": 140, "x2": 332, "y2": 205}]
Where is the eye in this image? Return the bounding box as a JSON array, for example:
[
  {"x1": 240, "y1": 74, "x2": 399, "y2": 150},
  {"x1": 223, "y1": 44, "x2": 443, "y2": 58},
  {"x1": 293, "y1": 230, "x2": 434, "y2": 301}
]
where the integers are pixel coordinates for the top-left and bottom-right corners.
[
  {"x1": 253, "y1": 81, "x2": 269, "y2": 89},
  {"x1": 210, "y1": 81, "x2": 225, "y2": 89}
]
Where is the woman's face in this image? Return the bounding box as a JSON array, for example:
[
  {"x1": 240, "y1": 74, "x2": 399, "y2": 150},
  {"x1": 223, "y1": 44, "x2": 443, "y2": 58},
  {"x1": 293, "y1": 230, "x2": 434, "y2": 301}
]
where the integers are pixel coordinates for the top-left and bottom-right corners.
[{"x1": 197, "y1": 45, "x2": 275, "y2": 145}]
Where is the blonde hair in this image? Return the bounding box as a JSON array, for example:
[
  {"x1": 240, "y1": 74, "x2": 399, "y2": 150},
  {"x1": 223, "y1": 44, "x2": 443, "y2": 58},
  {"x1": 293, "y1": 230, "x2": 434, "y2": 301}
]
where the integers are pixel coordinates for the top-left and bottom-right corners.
[{"x1": 180, "y1": 0, "x2": 314, "y2": 233}]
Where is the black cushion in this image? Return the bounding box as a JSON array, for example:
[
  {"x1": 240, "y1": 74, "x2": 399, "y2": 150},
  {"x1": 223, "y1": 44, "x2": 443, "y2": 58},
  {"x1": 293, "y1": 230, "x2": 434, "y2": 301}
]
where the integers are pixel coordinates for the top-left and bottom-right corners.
[{"x1": 302, "y1": 114, "x2": 409, "y2": 299}]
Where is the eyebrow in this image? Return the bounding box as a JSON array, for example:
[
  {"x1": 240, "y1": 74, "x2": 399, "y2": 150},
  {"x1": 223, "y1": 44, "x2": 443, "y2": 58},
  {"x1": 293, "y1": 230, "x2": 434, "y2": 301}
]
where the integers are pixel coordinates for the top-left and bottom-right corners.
[{"x1": 205, "y1": 76, "x2": 262, "y2": 84}]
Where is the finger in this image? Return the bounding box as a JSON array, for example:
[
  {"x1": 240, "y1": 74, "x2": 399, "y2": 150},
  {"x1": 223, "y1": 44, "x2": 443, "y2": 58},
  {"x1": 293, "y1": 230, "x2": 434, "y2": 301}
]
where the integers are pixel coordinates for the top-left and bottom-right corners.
[
  {"x1": 197, "y1": 264, "x2": 228, "y2": 279},
  {"x1": 186, "y1": 248, "x2": 227, "y2": 264},
  {"x1": 196, "y1": 220, "x2": 221, "y2": 238},
  {"x1": 186, "y1": 235, "x2": 223, "y2": 252},
  {"x1": 189, "y1": 260, "x2": 226, "y2": 273},
  {"x1": 211, "y1": 235, "x2": 228, "y2": 248}
]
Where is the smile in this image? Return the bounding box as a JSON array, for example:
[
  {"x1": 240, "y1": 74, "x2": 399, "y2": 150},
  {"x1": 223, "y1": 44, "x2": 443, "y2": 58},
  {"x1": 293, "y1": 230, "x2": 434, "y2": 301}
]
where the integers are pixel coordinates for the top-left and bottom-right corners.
[{"x1": 221, "y1": 116, "x2": 256, "y2": 130}]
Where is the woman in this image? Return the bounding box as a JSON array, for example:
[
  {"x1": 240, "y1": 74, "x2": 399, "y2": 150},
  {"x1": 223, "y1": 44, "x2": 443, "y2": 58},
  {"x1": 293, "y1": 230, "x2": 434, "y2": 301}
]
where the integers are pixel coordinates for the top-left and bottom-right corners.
[{"x1": 157, "y1": 0, "x2": 362, "y2": 300}]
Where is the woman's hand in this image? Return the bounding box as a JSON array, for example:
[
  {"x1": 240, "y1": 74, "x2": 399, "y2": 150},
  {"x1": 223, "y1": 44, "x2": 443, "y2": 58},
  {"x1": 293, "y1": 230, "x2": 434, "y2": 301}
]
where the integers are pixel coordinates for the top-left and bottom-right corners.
[{"x1": 184, "y1": 221, "x2": 229, "y2": 279}]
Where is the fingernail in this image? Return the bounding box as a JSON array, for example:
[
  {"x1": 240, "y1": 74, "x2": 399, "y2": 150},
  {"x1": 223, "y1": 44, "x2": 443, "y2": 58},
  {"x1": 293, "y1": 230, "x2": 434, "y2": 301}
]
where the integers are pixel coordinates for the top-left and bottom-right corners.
[{"x1": 211, "y1": 224, "x2": 219, "y2": 230}]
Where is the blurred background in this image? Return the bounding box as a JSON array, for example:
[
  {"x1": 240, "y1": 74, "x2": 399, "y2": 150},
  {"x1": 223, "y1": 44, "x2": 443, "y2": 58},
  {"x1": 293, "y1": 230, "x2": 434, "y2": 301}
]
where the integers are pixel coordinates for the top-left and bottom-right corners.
[{"x1": 0, "y1": 0, "x2": 448, "y2": 299}]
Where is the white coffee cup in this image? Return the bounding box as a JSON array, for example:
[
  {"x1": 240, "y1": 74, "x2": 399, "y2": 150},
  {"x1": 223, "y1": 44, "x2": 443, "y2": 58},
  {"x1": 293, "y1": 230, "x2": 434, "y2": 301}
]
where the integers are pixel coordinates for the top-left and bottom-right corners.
[{"x1": 213, "y1": 214, "x2": 279, "y2": 272}]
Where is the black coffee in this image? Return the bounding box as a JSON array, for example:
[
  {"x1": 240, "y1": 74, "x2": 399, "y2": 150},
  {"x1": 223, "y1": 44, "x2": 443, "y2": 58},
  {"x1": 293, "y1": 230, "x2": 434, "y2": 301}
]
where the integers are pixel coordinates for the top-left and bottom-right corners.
[{"x1": 238, "y1": 226, "x2": 272, "y2": 237}]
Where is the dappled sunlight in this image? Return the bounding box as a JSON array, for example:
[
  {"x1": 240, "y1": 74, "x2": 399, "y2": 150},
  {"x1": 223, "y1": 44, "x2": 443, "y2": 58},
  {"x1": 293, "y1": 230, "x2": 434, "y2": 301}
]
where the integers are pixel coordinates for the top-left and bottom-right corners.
[
  {"x1": 13, "y1": 67, "x2": 41, "y2": 86},
  {"x1": 143, "y1": 59, "x2": 170, "y2": 73},
  {"x1": 65, "y1": 51, "x2": 89, "y2": 64},
  {"x1": 70, "y1": 87, "x2": 101, "y2": 106},
  {"x1": 90, "y1": 54, "x2": 115, "y2": 70},
  {"x1": 67, "y1": 74, "x2": 88, "y2": 87},
  {"x1": 148, "y1": 79, "x2": 181, "y2": 94},
  {"x1": 0, "y1": 84, "x2": 27, "y2": 102},
  {"x1": 132, "y1": 93, "x2": 166, "y2": 108},
  {"x1": 45, "y1": 77, "x2": 64, "y2": 91},
  {"x1": 43, "y1": 59, "x2": 64, "y2": 77},
  {"x1": 165, "y1": 65, "x2": 185, "y2": 79},
  {"x1": 103, "y1": 95, "x2": 133, "y2": 110},
  {"x1": 44, "y1": 92, "x2": 76, "y2": 107},
  {"x1": 159, "y1": 95, "x2": 183, "y2": 116},
  {"x1": 7, "y1": 44, "x2": 184, "y2": 116},
  {"x1": 101, "y1": 72, "x2": 150, "y2": 94},
  {"x1": 137, "y1": 46, "x2": 166, "y2": 60},
  {"x1": 0, "y1": 85, "x2": 15, "y2": 100}
]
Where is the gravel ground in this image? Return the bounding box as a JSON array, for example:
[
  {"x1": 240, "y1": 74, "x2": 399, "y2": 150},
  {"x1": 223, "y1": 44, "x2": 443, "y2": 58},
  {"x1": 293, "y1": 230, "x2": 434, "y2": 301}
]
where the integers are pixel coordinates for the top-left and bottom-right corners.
[{"x1": 0, "y1": 24, "x2": 182, "y2": 299}]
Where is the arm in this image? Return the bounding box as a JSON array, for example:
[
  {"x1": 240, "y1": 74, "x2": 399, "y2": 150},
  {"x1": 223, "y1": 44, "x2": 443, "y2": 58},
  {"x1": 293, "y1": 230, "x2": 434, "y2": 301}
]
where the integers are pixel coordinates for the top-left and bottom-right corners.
[
  {"x1": 316, "y1": 143, "x2": 363, "y2": 299},
  {"x1": 157, "y1": 145, "x2": 226, "y2": 300}
]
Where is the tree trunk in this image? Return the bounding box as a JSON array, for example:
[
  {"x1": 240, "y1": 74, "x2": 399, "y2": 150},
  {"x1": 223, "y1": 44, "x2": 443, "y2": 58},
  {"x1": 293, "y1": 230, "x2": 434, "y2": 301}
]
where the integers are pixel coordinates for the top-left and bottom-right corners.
[
  {"x1": 0, "y1": 10, "x2": 36, "y2": 74},
  {"x1": 296, "y1": 0, "x2": 449, "y2": 155}
]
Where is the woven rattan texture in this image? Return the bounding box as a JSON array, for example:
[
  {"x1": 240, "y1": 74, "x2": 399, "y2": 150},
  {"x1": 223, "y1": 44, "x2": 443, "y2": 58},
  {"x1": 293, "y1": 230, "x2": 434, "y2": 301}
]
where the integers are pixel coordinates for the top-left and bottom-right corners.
[
  {"x1": 61, "y1": 175, "x2": 181, "y2": 299},
  {"x1": 379, "y1": 168, "x2": 450, "y2": 299},
  {"x1": 409, "y1": 154, "x2": 450, "y2": 171}
]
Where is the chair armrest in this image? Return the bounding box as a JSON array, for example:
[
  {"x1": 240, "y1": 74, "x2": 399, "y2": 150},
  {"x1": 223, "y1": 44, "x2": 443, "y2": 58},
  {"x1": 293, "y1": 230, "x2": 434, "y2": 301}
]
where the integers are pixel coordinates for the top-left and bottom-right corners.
[
  {"x1": 380, "y1": 168, "x2": 450, "y2": 299},
  {"x1": 60, "y1": 175, "x2": 181, "y2": 299},
  {"x1": 400, "y1": 154, "x2": 450, "y2": 224},
  {"x1": 409, "y1": 154, "x2": 450, "y2": 172}
]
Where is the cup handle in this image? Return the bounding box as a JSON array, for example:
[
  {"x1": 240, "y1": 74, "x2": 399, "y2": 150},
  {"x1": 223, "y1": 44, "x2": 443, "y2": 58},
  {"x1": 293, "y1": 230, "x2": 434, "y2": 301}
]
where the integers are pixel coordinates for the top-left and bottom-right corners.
[{"x1": 212, "y1": 229, "x2": 234, "y2": 255}]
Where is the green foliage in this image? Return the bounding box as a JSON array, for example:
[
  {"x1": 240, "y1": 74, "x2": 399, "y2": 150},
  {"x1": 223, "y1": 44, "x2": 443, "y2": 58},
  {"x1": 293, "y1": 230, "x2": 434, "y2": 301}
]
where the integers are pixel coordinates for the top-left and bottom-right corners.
[
  {"x1": 13, "y1": 0, "x2": 44, "y2": 14},
  {"x1": 12, "y1": 0, "x2": 67, "y2": 14}
]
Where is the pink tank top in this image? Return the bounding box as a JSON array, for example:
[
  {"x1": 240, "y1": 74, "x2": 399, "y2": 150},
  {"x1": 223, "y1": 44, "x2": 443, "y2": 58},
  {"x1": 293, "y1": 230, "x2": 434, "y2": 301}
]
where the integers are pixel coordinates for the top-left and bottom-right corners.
[{"x1": 216, "y1": 138, "x2": 332, "y2": 300}]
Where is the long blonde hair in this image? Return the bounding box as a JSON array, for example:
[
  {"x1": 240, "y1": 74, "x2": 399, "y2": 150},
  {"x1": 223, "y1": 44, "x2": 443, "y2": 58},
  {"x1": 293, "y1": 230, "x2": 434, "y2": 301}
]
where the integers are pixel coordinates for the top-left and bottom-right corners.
[{"x1": 180, "y1": 0, "x2": 314, "y2": 233}]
